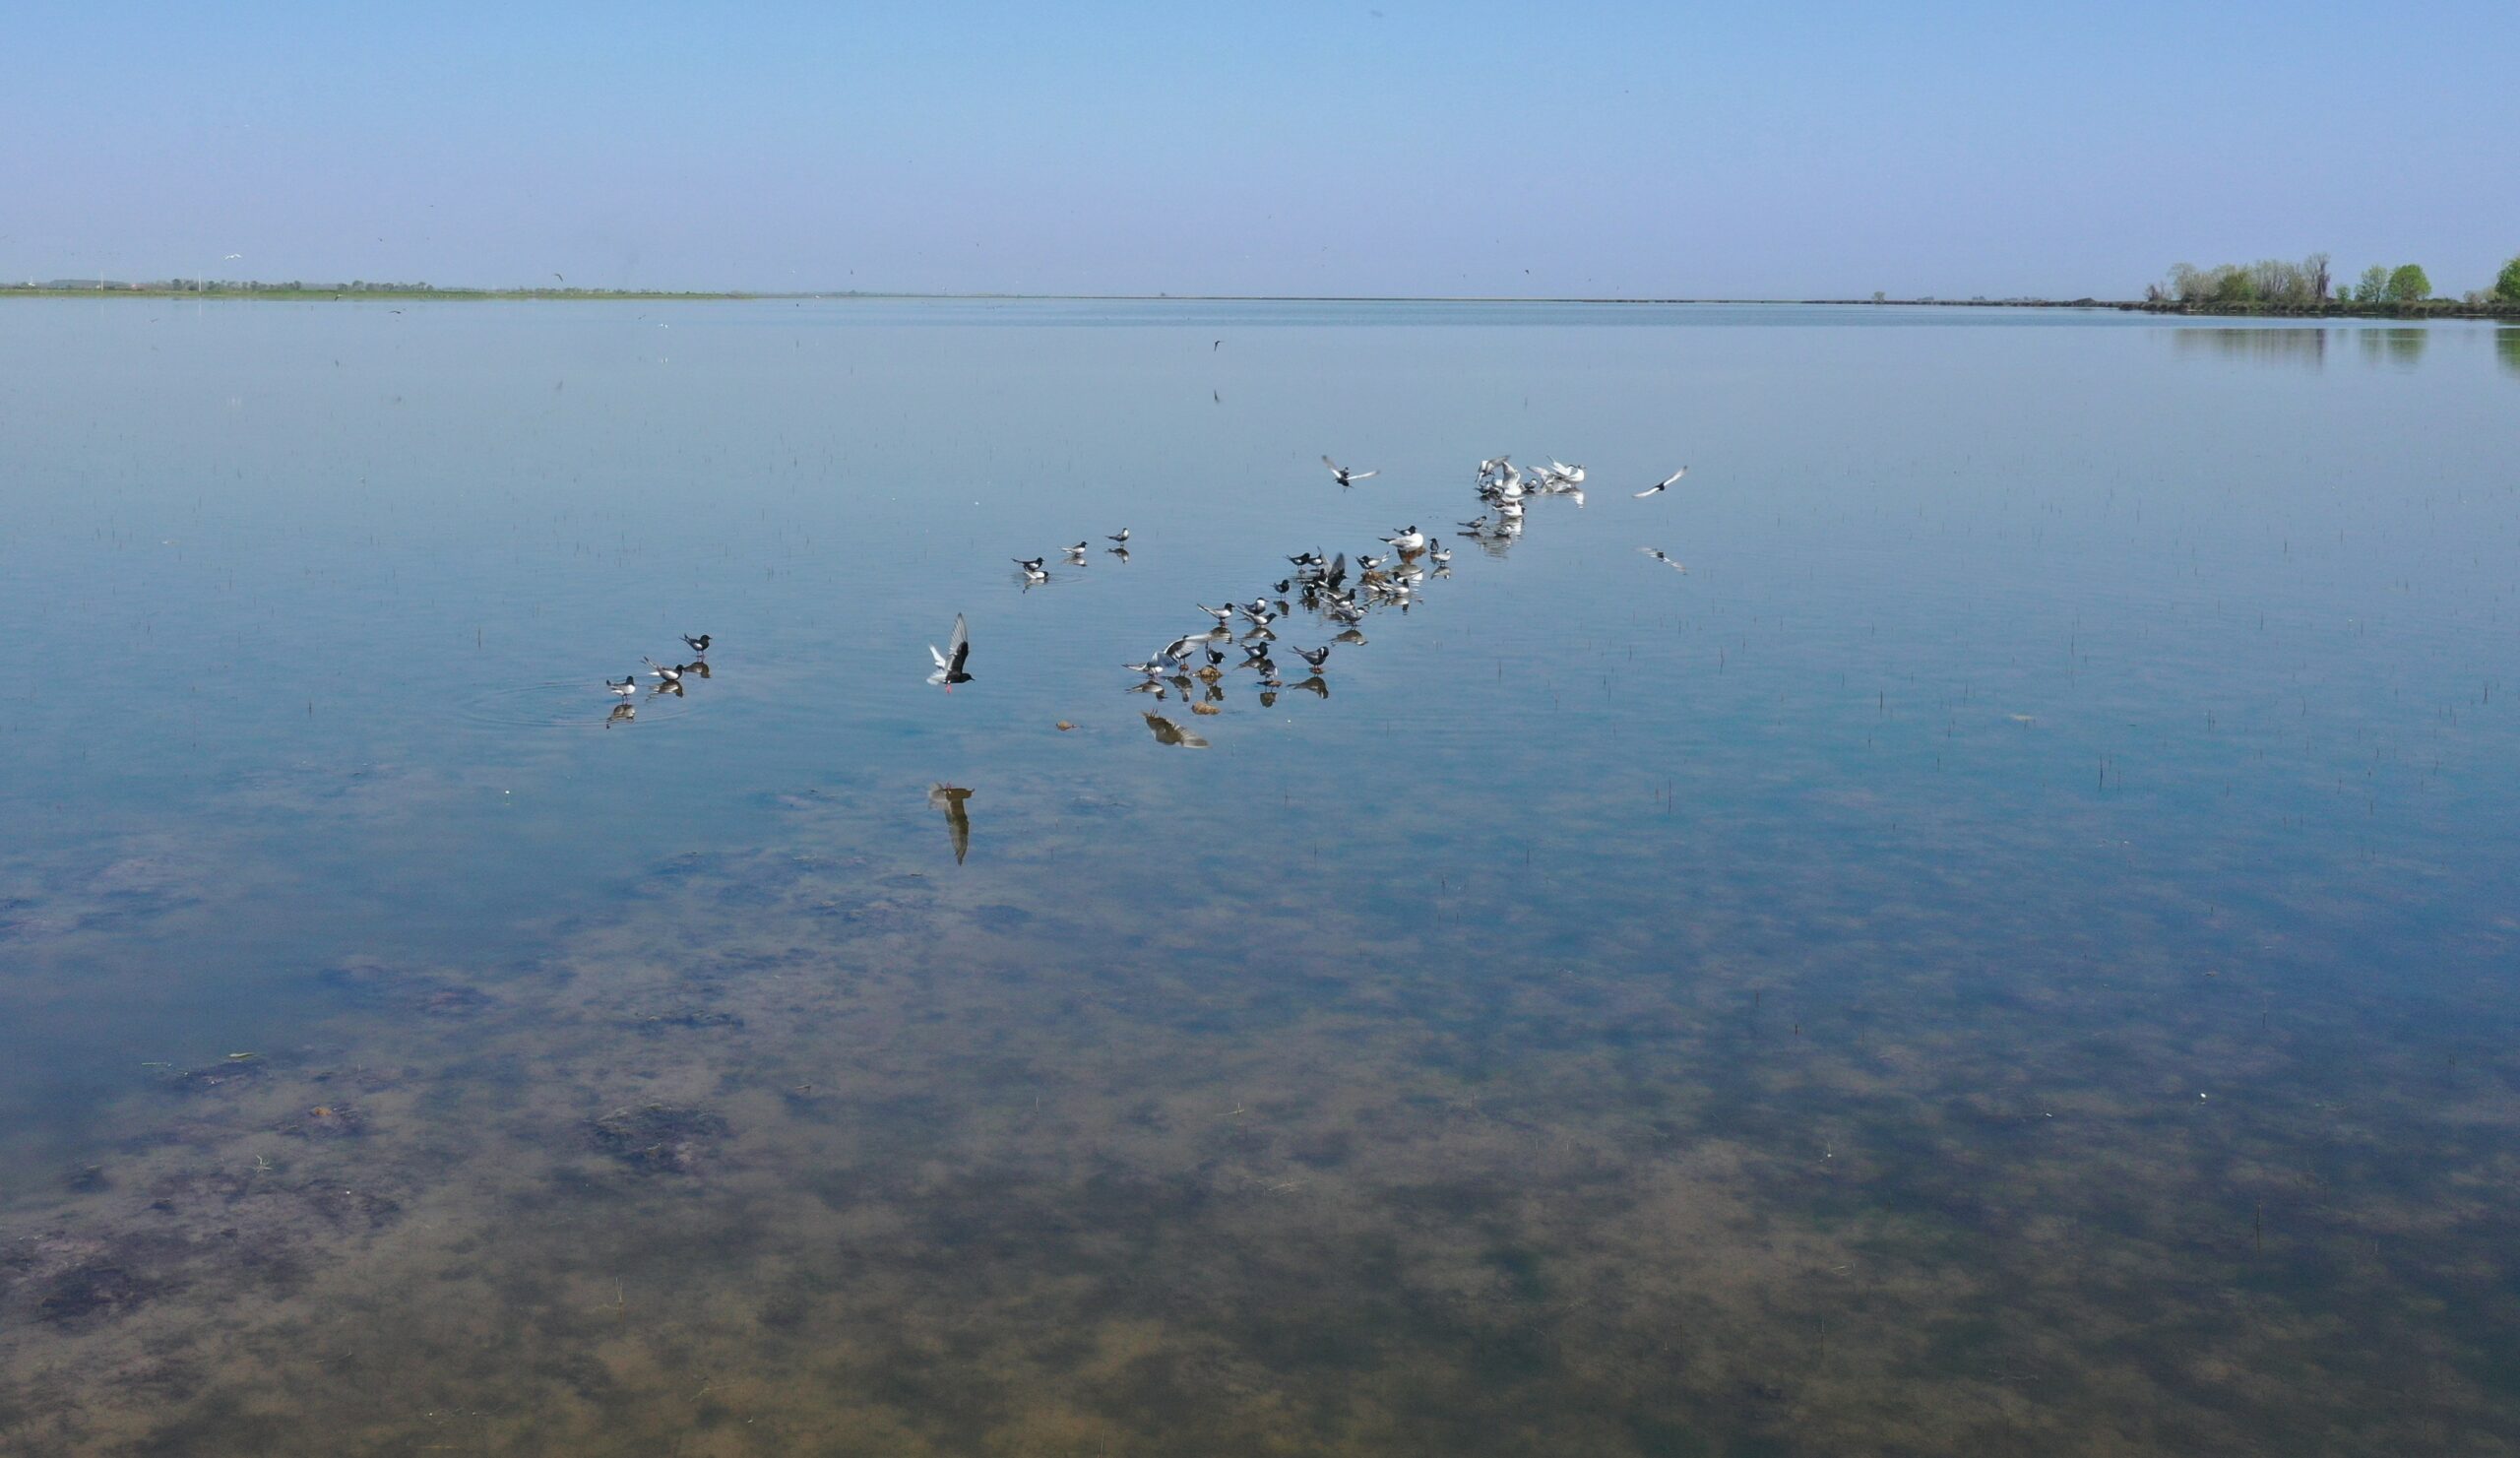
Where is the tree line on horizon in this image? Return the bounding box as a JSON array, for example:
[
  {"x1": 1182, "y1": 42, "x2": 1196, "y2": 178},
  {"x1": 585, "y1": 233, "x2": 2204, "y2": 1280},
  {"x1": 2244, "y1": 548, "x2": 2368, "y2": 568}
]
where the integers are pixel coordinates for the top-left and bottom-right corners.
[{"x1": 2148, "y1": 252, "x2": 2520, "y2": 308}]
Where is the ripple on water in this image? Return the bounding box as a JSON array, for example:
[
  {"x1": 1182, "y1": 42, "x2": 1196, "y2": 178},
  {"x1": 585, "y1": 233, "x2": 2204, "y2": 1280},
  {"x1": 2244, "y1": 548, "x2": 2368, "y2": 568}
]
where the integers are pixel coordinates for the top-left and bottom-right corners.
[{"x1": 454, "y1": 679, "x2": 712, "y2": 730}]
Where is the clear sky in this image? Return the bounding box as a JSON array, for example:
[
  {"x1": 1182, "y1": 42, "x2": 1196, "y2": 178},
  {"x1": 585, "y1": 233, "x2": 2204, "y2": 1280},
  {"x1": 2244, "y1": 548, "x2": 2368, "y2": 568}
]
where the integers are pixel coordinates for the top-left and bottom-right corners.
[{"x1": 6, "y1": 0, "x2": 2516, "y2": 298}]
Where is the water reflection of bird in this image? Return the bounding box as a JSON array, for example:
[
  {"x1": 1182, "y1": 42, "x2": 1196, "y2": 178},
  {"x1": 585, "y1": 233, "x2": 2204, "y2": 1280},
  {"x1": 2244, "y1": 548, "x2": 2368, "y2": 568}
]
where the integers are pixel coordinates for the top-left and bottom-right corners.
[
  {"x1": 1142, "y1": 712, "x2": 1210, "y2": 748},
  {"x1": 927, "y1": 613, "x2": 974, "y2": 686},
  {"x1": 605, "y1": 702, "x2": 636, "y2": 727},
  {"x1": 928, "y1": 784, "x2": 974, "y2": 864},
  {"x1": 1323, "y1": 457, "x2": 1378, "y2": 486}
]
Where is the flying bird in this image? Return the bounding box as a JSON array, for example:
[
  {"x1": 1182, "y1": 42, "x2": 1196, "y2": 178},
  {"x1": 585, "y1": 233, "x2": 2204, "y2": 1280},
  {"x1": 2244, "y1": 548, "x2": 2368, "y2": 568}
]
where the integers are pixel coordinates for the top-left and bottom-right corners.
[
  {"x1": 1323, "y1": 457, "x2": 1378, "y2": 486},
  {"x1": 1639, "y1": 547, "x2": 1687, "y2": 572},
  {"x1": 1635, "y1": 467, "x2": 1688, "y2": 497},
  {"x1": 927, "y1": 613, "x2": 974, "y2": 686}
]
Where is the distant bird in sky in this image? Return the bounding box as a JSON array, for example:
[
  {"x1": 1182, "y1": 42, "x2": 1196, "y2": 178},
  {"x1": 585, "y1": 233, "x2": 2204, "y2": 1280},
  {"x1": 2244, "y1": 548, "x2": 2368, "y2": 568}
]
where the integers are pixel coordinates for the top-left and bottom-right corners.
[
  {"x1": 927, "y1": 613, "x2": 974, "y2": 686},
  {"x1": 1635, "y1": 467, "x2": 1688, "y2": 497},
  {"x1": 1323, "y1": 456, "x2": 1378, "y2": 486}
]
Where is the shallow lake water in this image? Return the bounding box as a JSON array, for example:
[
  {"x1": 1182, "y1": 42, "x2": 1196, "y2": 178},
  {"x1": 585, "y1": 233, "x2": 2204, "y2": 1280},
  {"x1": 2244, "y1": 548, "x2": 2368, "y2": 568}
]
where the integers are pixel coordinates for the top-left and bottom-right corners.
[{"x1": 3, "y1": 299, "x2": 2518, "y2": 1455}]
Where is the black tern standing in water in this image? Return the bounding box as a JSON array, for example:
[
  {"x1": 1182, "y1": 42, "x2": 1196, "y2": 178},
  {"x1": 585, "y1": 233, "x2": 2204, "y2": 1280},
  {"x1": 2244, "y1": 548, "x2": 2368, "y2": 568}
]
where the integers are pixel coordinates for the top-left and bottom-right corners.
[
  {"x1": 681, "y1": 633, "x2": 712, "y2": 656},
  {"x1": 607, "y1": 674, "x2": 639, "y2": 698},
  {"x1": 1015, "y1": 557, "x2": 1049, "y2": 584},
  {"x1": 1292, "y1": 644, "x2": 1332, "y2": 672},
  {"x1": 927, "y1": 613, "x2": 974, "y2": 687},
  {"x1": 1106, "y1": 528, "x2": 1131, "y2": 545},
  {"x1": 928, "y1": 784, "x2": 975, "y2": 864},
  {"x1": 1066, "y1": 540, "x2": 1089, "y2": 553},
  {"x1": 643, "y1": 657, "x2": 682, "y2": 687},
  {"x1": 1323, "y1": 456, "x2": 1378, "y2": 487},
  {"x1": 1634, "y1": 467, "x2": 1688, "y2": 497}
]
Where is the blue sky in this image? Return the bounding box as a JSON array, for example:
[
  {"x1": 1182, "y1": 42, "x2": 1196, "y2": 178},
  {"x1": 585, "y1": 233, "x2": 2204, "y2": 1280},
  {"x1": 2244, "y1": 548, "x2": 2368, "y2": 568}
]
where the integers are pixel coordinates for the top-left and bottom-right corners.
[{"x1": 6, "y1": 0, "x2": 2515, "y2": 297}]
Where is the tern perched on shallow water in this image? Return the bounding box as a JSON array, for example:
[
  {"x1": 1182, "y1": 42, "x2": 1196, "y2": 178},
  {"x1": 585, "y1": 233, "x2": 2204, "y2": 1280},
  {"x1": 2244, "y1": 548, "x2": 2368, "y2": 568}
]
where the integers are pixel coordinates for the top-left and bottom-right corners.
[
  {"x1": 1106, "y1": 528, "x2": 1131, "y2": 544},
  {"x1": 1323, "y1": 457, "x2": 1378, "y2": 487},
  {"x1": 681, "y1": 633, "x2": 712, "y2": 656},
  {"x1": 643, "y1": 657, "x2": 682, "y2": 686},
  {"x1": 1382, "y1": 525, "x2": 1426, "y2": 553},
  {"x1": 1014, "y1": 557, "x2": 1049, "y2": 583},
  {"x1": 926, "y1": 613, "x2": 974, "y2": 686},
  {"x1": 607, "y1": 674, "x2": 639, "y2": 697},
  {"x1": 1292, "y1": 644, "x2": 1332, "y2": 671},
  {"x1": 1635, "y1": 467, "x2": 1688, "y2": 497}
]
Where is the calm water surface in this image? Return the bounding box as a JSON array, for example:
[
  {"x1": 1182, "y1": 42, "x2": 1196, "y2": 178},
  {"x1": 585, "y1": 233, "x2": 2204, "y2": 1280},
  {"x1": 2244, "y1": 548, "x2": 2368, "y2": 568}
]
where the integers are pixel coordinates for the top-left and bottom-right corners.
[{"x1": 4, "y1": 300, "x2": 2519, "y2": 1455}]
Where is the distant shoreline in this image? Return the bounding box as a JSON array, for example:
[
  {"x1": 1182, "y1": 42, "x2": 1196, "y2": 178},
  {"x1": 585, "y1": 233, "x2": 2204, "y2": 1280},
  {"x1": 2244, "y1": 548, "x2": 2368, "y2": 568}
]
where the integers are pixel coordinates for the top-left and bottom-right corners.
[{"x1": 4, "y1": 285, "x2": 2514, "y2": 319}]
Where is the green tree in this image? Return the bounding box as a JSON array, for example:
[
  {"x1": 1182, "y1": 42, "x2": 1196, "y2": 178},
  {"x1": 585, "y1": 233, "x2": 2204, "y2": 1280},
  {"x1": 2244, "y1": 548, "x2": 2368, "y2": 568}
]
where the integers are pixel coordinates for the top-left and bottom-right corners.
[
  {"x1": 2385, "y1": 264, "x2": 2430, "y2": 302},
  {"x1": 2352, "y1": 265, "x2": 2388, "y2": 303},
  {"x1": 2493, "y1": 254, "x2": 2520, "y2": 304}
]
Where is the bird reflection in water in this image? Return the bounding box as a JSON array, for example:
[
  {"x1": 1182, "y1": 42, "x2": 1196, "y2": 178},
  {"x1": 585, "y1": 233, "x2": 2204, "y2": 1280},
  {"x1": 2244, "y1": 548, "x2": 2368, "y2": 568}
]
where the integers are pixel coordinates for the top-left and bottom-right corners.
[
  {"x1": 927, "y1": 784, "x2": 974, "y2": 864},
  {"x1": 1141, "y1": 712, "x2": 1210, "y2": 748},
  {"x1": 604, "y1": 703, "x2": 636, "y2": 728}
]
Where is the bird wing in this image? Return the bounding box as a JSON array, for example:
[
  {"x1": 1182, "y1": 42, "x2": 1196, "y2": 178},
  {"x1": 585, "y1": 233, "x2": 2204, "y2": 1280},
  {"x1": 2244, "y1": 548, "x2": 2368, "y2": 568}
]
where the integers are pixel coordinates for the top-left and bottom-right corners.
[
  {"x1": 929, "y1": 644, "x2": 950, "y2": 670},
  {"x1": 947, "y1": 613, "x2": 970, "y2": 674},
  {"x1": 1350, "y1": 470, "x2": 1378, "y2": 480},
  {"x1": 1660, "y1": 467, "x2": 1688, "y2": 487},
  {"x1": 1321, "y1": 455, "x2": 1343, "y2": 474}
]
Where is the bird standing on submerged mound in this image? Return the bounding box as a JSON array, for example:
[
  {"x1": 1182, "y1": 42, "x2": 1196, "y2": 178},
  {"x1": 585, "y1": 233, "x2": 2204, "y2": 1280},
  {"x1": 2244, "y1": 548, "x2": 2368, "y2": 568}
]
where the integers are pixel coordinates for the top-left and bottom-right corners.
[
  {"x1": 681, "y1": 633, "x2": 712, "y2": 656},
  {"x1": 1323, "y1": 457, "x2": 1378, "y2": 486},
  {"x1": 1635, "y1": 467, "x2": 1688, "y2": 497},
  {"x1": 1014, "y1": 557, "x2": 1048, "y2": 584},
  {"x1": 927, "y1": 613, "x2": 974, "y2": 687},
  {"x1": 1382, "y1": 525, "x2": 1425, "y2": 553}
]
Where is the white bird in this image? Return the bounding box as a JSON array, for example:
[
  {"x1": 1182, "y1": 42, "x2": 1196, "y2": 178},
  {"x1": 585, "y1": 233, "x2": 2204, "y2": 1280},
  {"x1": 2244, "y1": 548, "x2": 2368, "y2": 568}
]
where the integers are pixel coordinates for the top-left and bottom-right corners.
[
  {"x1": 1323, "y1": 456, "x2": 1378, "y2": 486},
  {"x1": 1381, "y1": 525, "x2": 1426, "y2": 553},
  {"x1": 1639, "y1": 547, "x2": 1687, "y2": 572},
  {"x1": 1546, "y1": 459, "x2": 1587, "y2": 484},
  {"x1": 1635, "y1": 467, "x2": 1688, "y2": 497}
]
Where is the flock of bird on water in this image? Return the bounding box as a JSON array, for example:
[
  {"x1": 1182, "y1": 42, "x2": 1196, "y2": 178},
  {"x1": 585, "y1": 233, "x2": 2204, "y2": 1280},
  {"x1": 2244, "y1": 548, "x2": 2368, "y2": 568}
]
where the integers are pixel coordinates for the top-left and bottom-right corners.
[{"x1": 595, "y1": 453, "x2": 1688, "y2": 856}]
